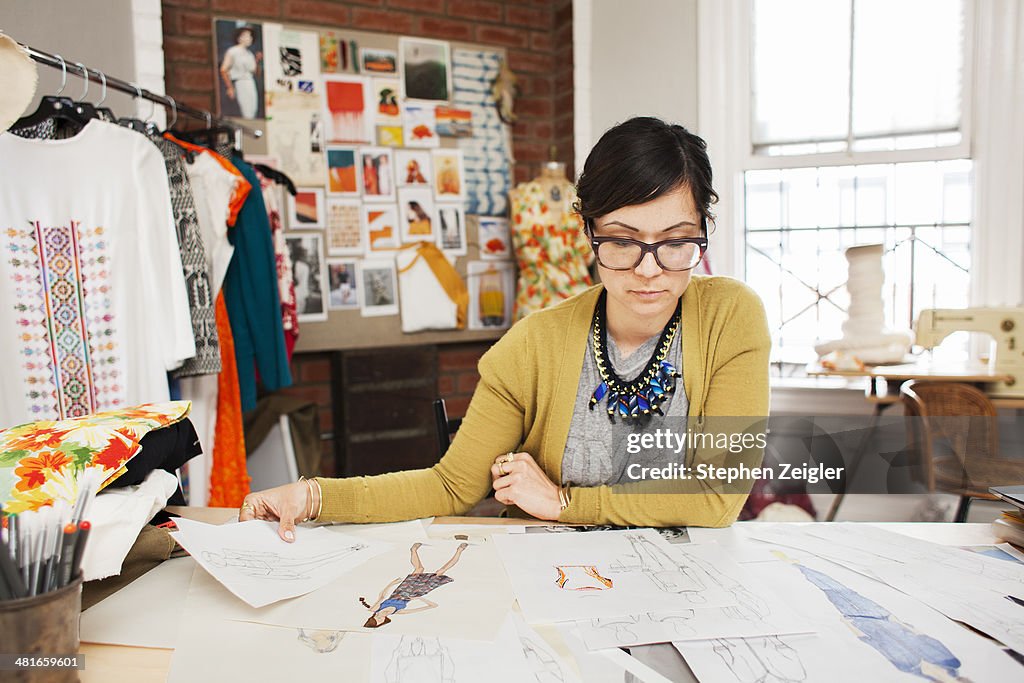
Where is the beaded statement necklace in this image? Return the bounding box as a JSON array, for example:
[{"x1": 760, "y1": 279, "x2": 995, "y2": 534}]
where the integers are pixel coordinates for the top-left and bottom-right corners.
[{"x1": 589, "y1": 292, "x2": 681, "y2": 422}]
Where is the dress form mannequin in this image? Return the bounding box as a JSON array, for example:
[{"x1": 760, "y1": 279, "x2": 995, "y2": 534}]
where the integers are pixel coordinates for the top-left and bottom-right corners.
[{"x1": 508, "y1": 157, "x2": 594, "y2": 319}]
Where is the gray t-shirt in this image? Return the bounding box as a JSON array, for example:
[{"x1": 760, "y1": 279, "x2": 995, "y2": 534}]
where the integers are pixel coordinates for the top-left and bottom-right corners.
[{"x1": 561, "y1": 320, "x2": 689, "y2": 486}]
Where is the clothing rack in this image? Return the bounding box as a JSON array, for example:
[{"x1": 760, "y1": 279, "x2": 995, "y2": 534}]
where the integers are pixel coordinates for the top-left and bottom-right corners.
[{"x1": 21, "y1": 43, "x2": 263, "y2": 140}]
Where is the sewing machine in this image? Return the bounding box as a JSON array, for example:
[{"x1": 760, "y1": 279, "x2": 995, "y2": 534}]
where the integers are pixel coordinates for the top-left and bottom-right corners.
[{"x1": 915, "y1": 307, "x2": 1024, "y2": 397}]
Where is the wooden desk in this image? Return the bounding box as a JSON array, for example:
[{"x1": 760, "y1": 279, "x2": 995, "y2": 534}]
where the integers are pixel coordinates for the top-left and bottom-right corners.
[
  {"x1": 806, "y1": 361, "x2": 1023, "y2": 407},
  {"x1": 77, "y1": 511, "x2": 1005, "y2": 683}
]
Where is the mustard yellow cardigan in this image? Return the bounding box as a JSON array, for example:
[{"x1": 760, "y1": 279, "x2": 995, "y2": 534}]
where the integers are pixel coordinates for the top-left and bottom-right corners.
[{"x1": 317, "y1": 276, "x2": 771, "y2": 527}]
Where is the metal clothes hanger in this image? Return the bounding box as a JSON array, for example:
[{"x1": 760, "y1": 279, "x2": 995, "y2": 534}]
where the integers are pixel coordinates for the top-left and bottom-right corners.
[
  {"x1": 72, "y1": 62, "x2": 100, "y2": 121},
  {"x1": 94, "y1": 70, "x2": 117, "y2": 122}
]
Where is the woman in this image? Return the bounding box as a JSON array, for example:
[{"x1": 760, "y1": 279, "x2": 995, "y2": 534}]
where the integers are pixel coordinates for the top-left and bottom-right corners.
[
  {"x1": 220, "y1": 26, "x2": 261, "y2": 119},
  {"x1": 241, "y1": 117, "x2": 770, "y2": 541},
  {"x1": 360, "y1": 542, "x2": 469, "y2": 628}
]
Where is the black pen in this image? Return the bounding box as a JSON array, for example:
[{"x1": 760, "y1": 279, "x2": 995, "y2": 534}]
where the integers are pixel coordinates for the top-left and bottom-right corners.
[
  {"x1": 57, "y1": 523, "x2": 78, "y2": 589},
  {"x1": 0, "y1": 534, "x2": 27, "y2": 599},
  {"x1": 70, "y1": 520, "x2": 91, "y2": 582}
]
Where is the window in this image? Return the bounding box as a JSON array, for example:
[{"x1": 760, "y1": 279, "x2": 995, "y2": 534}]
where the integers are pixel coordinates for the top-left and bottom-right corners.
[{"x1": 741, "y1": 0, "x2": 972, "y2": 372}]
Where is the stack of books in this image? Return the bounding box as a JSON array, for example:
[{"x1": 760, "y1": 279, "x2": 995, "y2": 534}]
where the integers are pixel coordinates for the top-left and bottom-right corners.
[{"x1": 990, "y1": 485, "x2": 1024, "y2": 549}]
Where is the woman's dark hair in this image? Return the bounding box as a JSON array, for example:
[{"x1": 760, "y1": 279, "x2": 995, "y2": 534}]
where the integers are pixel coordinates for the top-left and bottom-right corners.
[
  {"x1": 575, "y1": 117, "x2": 718, "y2": 235},
  {"x1": 233, "y1": 27, "x2": 255, "y2": 43}
]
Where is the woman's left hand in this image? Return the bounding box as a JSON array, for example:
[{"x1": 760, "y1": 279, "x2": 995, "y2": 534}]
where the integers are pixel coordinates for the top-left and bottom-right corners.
[{"x1": 491, "y1": 452, "x2": 561, "y2": 520}]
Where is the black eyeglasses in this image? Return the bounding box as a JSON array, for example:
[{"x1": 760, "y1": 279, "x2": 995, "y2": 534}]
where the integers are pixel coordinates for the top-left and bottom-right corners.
[{"x1": 587, "y1": 226, "x2": 708, "y2": 272}]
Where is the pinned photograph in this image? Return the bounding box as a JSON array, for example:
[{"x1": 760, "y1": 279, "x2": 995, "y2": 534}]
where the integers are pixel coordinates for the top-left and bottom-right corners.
[
  {"x1": 360, "y1": 48, "x2": 397, "y2": 75},
  {"x1": 479, "y1": 216, "x2": 512, "y2": 260},
  {"x1": 263, "y1": 24, "x2": 321, "y2": 94},
  {"x1": 400, "y1": 37, "x2": 451, "y2": 102},
  {"x1": 371, "y1": 78, "x2": 402, "y2": 125},
  {"x1": 320, "y1": 31, "x2": 347, "y2": 73},
  {"x1": 432, "y1": 148, "x2": 465, "y2": 200},
  {"x1": 362, "y1": 204, "x2": 401, "y2": 255},
  {"x1": 288, "y1": 187, "x2": 326, "y2": 229},
  {"x1": 437, "y1": 203, "x2": 467, "y2": 256},
  {"x1": 360, "y1": 146, "x2": 396, "y2": 202},
  {"x1": 266, "y1": 91, "x2": 326, "y2": 187},
  {"x1": 325, "y1": 198, "x2": 363, "y2": 256},
  {"x1": 467, "y1": 260, "x2": 515, "y2": 330},
  {"x1": 376, "y1": 125, "x2": 403, "y2": 147},
  {"x1": 398, "y1": 188, "x2": 438, "y2": 243},
  {"x1": 358, "y1": 259, "x2": 400, "y2": 317},
  {"x1": 395, "y1": 149, "x2": 432, "y2": 188},
  {"x1": 327, "y1": 259, "x2": 359, "y2": 309},
  {"x1": 403, "y1": 104, "x2": 439, "y2": 148},
  {"x1": 286, "y1": 233, "x2": 328, "y2": 322},
  {"x1": 325, "y1": 146, "x2": 360, "y2": 196},
  {"x1": 214, "y1": 20, "x2": 265, "y2": 120},
  {"x1": 435, "y1": 106, "x2": 473, "y2": 137},
  {"x1": 322, "y1": 75, "x2": 371, "y2": 143}
]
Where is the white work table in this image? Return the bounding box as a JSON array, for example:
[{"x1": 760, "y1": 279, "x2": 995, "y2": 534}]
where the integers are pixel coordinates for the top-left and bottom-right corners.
[{"x1": 77, "y1": 512, "x2": 1007, "y2": 683}]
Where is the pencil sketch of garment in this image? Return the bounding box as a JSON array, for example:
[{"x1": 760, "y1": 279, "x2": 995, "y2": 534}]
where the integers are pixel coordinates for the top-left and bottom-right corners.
[
  {"x1": 555, "y1": 565, "x2": 614, "y2": 591},
  {"x1": 613, "y1": 533, "x2": 706, "y2": 599},
  {"x1": 201, "y1": 545, "x2": 366, "y2": 579},
  {"x1": 795, "y1": 564, "x2": 967, "y2": 682},
  {"x1": 384, "y1": 636, "x2": 455, "y2": 683},
  {"x1": 690, "y1": 554, "x2": 771, "y2": 622},
  {"x1": 296, "y1": 628, "x2": 344, "y2": 654},
  {"x1": 649, "y1": 609, "x2": 697, "y2": 636},
  {"x1": 588, "y1": 614, "x2": 644, "y2": 642},
  {"x1": 711, "y1": 636, "x2": 807, "y2": 683},
  {"x1": 520, "y1": 633, "x2": 566, "y2": 683}
]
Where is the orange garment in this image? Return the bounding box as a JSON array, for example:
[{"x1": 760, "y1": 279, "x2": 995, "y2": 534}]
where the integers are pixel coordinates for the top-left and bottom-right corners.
[
  {"x1": 164, "y1": 133, "x2": 251, "y2": 226},
  {"x1": 207, "y1": 292, "x2": 250, "y2": 507}
]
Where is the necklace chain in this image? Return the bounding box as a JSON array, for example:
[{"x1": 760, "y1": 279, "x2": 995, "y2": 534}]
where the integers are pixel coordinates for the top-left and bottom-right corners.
[{"x1": 589, "y1": 292, "x2": 681, "y2": 422}]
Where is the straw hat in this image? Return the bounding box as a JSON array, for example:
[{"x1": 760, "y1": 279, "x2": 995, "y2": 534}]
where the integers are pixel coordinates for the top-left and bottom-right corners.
[{"x1": 0, "y1": 33, "x2": 38, "y2": 133}]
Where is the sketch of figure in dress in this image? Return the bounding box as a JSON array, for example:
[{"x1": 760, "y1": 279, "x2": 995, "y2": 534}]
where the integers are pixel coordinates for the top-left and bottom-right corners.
[
  {"x1": 611, "y1": 533, "x2": 707, "y2": 601},
  {"x1": 711, "y1": 636, "x2": 807, "y2": 683},
  {"x1": 296, "y1": 628, "x2": 344, "y2": 654},
  {"x1": 555, "y1": 565, "x2": 614, "y2": 591},
  {"x1": 360, "y1": 543, "x2": 468, "y2": 628},
  {"x1": 201, "y1": 545, "x2": 366, "y2": 579},
  {"x1": 384, "y1": 636, "x2": 455, "y2": 683},
  {"x1": 792, "y1": 562, "x2": 970, "y2": 682}
]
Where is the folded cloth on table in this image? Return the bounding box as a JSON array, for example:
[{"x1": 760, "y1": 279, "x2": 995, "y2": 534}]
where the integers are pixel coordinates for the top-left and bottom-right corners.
[{"x1": 81, "y1": 469, "x2": 179, "y2": 581}]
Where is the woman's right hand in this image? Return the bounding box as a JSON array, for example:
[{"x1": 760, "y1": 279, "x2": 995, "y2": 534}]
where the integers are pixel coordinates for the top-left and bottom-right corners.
[{"x1": 238, "y1": 481, "x2": 313, "y2": 543}]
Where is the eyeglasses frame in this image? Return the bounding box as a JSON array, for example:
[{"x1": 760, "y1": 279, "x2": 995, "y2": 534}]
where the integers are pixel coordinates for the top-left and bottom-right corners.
[{"x1": 585, "y1": 221, "x2": 709, "y2": 272}]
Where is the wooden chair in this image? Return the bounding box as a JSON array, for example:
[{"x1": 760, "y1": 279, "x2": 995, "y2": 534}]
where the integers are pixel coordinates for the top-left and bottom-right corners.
[{"x1": 900, "y1": 380, "x2": 1024, "y2": 522}]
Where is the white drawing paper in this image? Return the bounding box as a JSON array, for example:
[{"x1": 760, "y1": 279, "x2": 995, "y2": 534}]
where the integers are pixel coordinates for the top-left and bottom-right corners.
[
  {"x1": 511, "y1": 612, "x2": 583, "y2": 683},
  {"x1": 370, "y1": 616, "x2": 533, "y2": 683},
  {"x1": 574, "y1": 544, "x2": 810, "y2": 650},
  {"x1": 205, "y1": 540, "x2": 514, "y2": 641},
  {"x1": 80, "y1": 556, "x2": 196, "y2": 648},
  {"x1": 493, "y1": 530, "x2": 736, "y2": 624},
  {"x1": 171, "y1": 518, "x2": 389, "y2": 608},
  {"x1": 675, "y1": 554, "x2": 1024, "y2": 683},
  {"x1": 168, "y1": 574, "x2": 373, "y2": 683}
]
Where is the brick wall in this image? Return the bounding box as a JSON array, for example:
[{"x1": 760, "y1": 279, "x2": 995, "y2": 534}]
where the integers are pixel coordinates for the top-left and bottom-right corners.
[
  {"x1": 161, "y1": 0, "x2": 570, "y2": 474},
  {"x1": 161, "y1": 0, "x2": 570, "y2": 183}
]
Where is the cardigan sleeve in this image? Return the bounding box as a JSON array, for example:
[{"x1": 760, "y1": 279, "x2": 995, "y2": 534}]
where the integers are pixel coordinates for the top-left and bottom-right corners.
[
  {"x1": 557, "y1": 282, "x2": 771, "y2": 527},
  {"x1": 315, "y1": 318, "x2": 531, "y2": 523}
]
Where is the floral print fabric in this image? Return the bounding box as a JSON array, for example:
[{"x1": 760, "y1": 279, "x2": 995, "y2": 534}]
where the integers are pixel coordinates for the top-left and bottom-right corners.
[
  {"x1": 509, "y1": 181, "x2": 594, "y2": 320},
  {"x1": 0, "y1": 401, "x2": 191, "y2": 513}
]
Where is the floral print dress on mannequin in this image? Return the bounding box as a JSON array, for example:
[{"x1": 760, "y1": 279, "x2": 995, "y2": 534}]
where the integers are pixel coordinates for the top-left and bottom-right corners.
[{"x1": 509, "y1": 164, "x2": 594, "y2": 320}]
